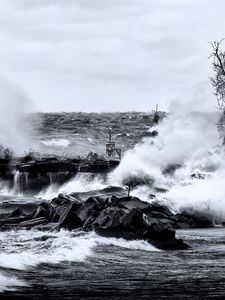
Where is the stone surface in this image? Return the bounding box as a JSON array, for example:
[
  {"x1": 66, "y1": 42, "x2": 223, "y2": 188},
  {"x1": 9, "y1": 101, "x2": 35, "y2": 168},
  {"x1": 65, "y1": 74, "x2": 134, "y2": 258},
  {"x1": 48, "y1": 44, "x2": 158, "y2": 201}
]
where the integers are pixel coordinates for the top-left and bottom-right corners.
[{"x1": 0, "y1": 187, "x2": 214, "y2": 250}]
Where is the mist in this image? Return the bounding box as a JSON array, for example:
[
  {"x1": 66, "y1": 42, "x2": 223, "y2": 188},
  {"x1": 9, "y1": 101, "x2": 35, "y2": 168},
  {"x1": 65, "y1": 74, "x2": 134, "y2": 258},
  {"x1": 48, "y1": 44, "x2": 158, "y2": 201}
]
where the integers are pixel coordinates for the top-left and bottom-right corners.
[
  {"x1": 109, "y1": 107, "x2": 219, "y2": 185},
  {"x1": 0, "y1": 78, "x2": 36, "y2": 155}
]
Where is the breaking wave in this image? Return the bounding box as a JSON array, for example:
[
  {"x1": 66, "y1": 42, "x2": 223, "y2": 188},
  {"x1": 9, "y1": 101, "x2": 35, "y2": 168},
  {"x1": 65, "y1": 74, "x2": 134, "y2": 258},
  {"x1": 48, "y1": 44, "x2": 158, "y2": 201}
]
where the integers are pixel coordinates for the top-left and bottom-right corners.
[
  {"x1": 38, "y1": 173, "x2": 107, "y2": 200},
  {"x1": 41, "y1": 138, "x2": 70, "y2": 148},
  {"x1": 0, "y1": 230, "x2": 158, "y2": 271},
  {"x1": 107, "y1": 110, "x2": 225, "y2": 221},
  {"x1": 1, "y1": 109, "x2": 225, "y2": 223},
  {"x1": 0, "y1": 273, "x2": 27, "y2": 293}
]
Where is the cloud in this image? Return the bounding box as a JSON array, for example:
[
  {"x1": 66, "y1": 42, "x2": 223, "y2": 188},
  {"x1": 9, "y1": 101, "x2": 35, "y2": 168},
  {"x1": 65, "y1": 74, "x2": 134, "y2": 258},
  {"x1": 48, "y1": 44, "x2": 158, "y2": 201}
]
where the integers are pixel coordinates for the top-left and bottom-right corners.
[{"x1": 0, "y1": 0, "x2": 224, "y2": 112}]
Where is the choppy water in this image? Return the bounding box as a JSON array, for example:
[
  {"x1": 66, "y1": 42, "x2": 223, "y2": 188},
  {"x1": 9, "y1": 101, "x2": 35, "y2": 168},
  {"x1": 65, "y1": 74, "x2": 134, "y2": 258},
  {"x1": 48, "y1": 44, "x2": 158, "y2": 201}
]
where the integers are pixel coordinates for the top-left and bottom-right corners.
[
  {"x1": 1, "y1": 222, "x2": 225, "y2": 299},
  {"x1": 1, "y1": 111, "x2": 225, "y2": 298},
  {"x1": 31, "y1": 112, "x2": 158, "y2": 156}
]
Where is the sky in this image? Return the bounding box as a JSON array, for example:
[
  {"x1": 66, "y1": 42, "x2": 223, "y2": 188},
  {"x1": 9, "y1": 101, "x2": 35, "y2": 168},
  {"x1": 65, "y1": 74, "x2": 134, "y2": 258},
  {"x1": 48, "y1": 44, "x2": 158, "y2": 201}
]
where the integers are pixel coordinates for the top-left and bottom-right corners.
[{"x1": 0, "y1": 0, "x2": 224, "y2": 112}]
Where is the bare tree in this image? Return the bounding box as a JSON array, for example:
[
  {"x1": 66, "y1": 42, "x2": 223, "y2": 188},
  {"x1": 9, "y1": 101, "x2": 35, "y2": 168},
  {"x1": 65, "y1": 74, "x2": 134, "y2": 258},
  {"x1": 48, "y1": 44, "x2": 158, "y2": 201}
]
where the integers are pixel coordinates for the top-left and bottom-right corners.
[
  {"x1": 210, "y1": 40, "x2": 225, "y2": 142},
  {"x1": 210, "y1": 40, "x2": 225, "y2": 108}
]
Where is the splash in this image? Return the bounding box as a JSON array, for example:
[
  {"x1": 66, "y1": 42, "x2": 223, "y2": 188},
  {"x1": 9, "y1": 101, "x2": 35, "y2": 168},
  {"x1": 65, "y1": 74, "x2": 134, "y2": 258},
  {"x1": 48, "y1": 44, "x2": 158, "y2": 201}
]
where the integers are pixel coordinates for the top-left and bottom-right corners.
[
  {"x1": 41, "y1": 139, "x2": 70, "y2": 148},
  {"x1": 108, "y1": 108, "x2": 225, "y2": 221},
  {"x1": 38, "y1": 173, "x2": 107, "y2": 200},
  {"x1": 0, "y1": 78, "x2": 37, "y2": 155},
  {"x1": 0, "y1": 229, "x2": 158, "y2": 271},
  {"x1": 0, "y1": 272, "x2": 27, "y2": 293}
]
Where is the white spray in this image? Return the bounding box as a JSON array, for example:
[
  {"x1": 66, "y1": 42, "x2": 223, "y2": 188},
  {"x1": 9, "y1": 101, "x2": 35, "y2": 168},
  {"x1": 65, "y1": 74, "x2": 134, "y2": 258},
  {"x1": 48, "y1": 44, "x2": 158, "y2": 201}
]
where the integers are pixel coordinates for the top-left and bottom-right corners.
[{"x1": 0, "y1": 78, "x2": 37, "y2": 155}]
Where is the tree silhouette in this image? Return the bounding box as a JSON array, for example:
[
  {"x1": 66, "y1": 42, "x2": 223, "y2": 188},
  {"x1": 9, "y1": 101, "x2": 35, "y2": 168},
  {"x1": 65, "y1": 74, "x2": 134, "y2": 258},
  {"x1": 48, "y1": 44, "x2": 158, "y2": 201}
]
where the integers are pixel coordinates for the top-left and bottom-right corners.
[{"x1": 210, "y1": 40, "x2": 225, "y2": 143}]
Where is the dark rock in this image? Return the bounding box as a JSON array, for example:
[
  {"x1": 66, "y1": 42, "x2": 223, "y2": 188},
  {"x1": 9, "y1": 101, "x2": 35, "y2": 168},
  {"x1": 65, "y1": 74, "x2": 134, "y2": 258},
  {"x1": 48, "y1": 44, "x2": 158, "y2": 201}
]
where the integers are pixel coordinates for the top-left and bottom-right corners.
[
  {"x1": 18, "y1": 217, "x2": 48, "y2": 228},
  {"x1": 148, "y1": 202, "x2": 174, "y2": 217},
  {"x1": 0, "y1": 202, "x2": 38, "y2": 215},
  {"x1": 70, "y1": 186, "x2": 127, "y2": 202},
  {"x1": 6, "y1": 207, "x2": 24, "y2": 218},
  {"x1": 175, "y1": 210, "x2": 213, "y2": 229},
  {"x1": 150, "y1": 238, "x2": 189, "y2": 250},
  {"x1": 75, "y1": 202, "x2": 99, "y2": 224},
  {"x1": 59, "y1": 202, "x2": 83, "y2": 230},
  {"x1": 0, "y1": 187, "x2": 193, "y2": 250},
  {"x1": 115, "y1": 196, "x2": 149, "y2": 211},
  {"x1": 32, "y1": 202, "x2": 50, "y2": 219},
  {"x1": 33, "y1": 223, "x2": 60, "y2": 231}
]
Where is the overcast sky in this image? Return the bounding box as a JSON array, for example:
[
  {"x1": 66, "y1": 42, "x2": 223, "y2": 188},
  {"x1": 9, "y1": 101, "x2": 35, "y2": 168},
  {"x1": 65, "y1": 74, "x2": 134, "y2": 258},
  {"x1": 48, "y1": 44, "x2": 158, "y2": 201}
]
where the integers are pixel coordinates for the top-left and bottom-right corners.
[{"x1": 0, "y1": 0, "x2": 224, "y2": 112}]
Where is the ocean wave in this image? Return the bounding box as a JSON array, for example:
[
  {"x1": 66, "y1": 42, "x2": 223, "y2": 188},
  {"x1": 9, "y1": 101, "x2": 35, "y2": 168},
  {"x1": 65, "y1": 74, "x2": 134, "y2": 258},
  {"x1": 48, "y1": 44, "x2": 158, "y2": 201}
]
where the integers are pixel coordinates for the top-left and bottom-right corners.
[
  {"x1": 41, "y1": 139, "x2": 70, "y2": 148},
  {"x1": 0, "y1": 230, "x2": 158, "y2": 271},
  {"x1": 38, "y1": 173, "x2": 107, "y2": 200},
  {"x1": 0, "y1": 272, "x2": 27, "y2": 293}
]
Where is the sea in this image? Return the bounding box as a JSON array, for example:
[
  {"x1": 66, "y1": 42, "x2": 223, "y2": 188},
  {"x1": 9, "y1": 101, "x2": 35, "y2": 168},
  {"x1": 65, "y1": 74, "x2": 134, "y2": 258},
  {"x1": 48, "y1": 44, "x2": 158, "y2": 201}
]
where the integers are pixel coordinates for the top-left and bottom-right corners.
[{"x1": 1, "y1": 111, "x2": 225, "y2": 299}]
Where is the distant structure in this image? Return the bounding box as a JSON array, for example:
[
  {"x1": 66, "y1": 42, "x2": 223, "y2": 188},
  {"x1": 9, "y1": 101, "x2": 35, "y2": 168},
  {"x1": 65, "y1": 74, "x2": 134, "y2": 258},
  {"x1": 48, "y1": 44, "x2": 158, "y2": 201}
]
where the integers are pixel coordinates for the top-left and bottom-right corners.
[
  {"x1": 105, "y1": 128, "x2": 121, "y2": 160},
  {"x1": 152, "y1": 104, "x2": 159, "y2": 124}
]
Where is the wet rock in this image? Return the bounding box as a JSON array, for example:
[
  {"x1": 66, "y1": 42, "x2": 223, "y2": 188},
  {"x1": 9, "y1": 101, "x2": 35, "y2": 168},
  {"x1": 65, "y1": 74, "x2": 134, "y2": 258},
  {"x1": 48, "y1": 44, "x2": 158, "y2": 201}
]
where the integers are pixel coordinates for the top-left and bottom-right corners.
[
  {"x1": 0, "y1": 202, "x2": 38, "y2": 215},
  {"x1": 150, "y1": 238, "x2": 189, "y2": 250},
  {"x1": 58, "y1": 202, "x2": 83, "y2": 230},
  {"x1": 32, "y1": 202, "x2": 50, "y2": 219},
  {"x1": 18, "y1": 217, "x2": 48, "y2": 228},
  {"x1": 114, "y1": 196, "x2": 149, "y2": 211},
  {"x1": 1, "y1": 217, "x2": 48, "y2": 230},
  {"x1": 175, "y1": 210, "x2": 213, "y2": 229},
  {"x1": 0, "y1": 187, "x2": 193, "y2": 250},
  {"x1": 70, "y1": 186, "x2": 127, "y2": 201},
  {"x1": 33, "y1": 223, "x2": 60, "y2": 231},
  {"x1": 6, "y1": 207, "x2": 24, "y2": 218}
]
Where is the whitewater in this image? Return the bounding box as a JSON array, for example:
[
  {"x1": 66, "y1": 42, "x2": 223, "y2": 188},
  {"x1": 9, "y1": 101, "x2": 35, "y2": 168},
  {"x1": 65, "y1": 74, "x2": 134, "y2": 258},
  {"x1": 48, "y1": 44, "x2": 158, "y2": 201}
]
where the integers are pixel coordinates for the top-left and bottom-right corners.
[{"x1": 1, "y1": 110, "x2": 225, "y2": 298}]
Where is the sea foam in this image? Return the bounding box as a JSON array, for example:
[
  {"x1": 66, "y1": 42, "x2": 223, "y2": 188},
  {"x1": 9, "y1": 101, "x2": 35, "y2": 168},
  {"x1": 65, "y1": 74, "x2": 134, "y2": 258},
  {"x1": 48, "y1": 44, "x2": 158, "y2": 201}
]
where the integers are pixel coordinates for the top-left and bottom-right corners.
[
  {"x1": 0, "y1": 229, "x2": 158, "y2": 271},
  {"x1": 0, "y1": 272, "x2": 27, "y2": 293}
]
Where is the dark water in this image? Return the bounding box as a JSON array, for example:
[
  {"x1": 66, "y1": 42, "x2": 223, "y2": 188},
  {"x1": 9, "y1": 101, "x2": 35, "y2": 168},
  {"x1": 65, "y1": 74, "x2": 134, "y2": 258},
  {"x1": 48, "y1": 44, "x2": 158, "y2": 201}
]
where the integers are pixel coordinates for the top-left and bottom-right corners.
[
  {"x1": 1, "y1": 112, "x2": 225, "y2": 299},
  {"x1": 1, "y1": 228, "x2": 225, "y2": 299},
  {"x1": 30, "y1": 111, "x2": 160, "y2": 155}
]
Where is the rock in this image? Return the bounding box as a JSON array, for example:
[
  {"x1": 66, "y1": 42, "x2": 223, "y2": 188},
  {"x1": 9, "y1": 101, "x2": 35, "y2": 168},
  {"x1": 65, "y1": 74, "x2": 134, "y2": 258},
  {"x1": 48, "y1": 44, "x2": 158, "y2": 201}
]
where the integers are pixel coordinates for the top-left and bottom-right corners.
[
  {"x1": 0, "y1": 187, "x2": 192, "y2": 250},
  {"x1": 0, "y1": 207, "x2": 31, "y2": 228},
  {"x1": 59, "y1": 202, "x2": 83, "y2": 230},
  {"x1": 115, "y1": 196, "x2": 149, "y2": 211},
  {"x1": 32, "y1": 202, "x2": 50, "y2": 219},
  {"x1": 33, "y1": 223, "x2": 60, "y2": 231},
  {"x1": 51, "y1": 205, "x2": 68, "y2": 223},
  {"x1": 6, "y1": 207, "x2": 24, "y2": 218},
  {"x1": 18, "y1": 217, "x2": 48, "y2": 228},
  {"x1": 70, "y1": 186, "x2": 127, "y2": 202},
  {"x1": 175, "y1": 210, "x2": 213, "y2": 229},
  {"x1": 1, "y1": 217, "x2": 48, "y2": 230},
  {"x1": 75, "y1": 202, "x2": 99, "y2": 224},
  {"x1": 0, "y1": 202, "x2": 38, "y2": 215},
  {"x1": 150, "y1": 238, "x2": 189, "y2": 250}
]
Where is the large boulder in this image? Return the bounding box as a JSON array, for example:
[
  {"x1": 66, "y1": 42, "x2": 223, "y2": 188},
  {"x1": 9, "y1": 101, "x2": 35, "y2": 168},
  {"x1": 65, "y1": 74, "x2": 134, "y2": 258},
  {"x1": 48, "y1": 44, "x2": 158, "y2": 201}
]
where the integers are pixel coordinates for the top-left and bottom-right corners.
[
  {"x1": 174, "y1": 210, "x2": 213, "y2": 229},
  {"x1": 0, "y1": 187, "x2": 191, "y2": 250}
]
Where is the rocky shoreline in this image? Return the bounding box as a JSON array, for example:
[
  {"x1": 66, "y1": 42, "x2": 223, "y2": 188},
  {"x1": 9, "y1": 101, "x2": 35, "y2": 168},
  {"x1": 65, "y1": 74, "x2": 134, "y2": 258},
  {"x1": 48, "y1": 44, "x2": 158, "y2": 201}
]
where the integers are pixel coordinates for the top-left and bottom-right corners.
[{"x1": 0, "y1": 186, "x2": 214, "y2": 251}]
